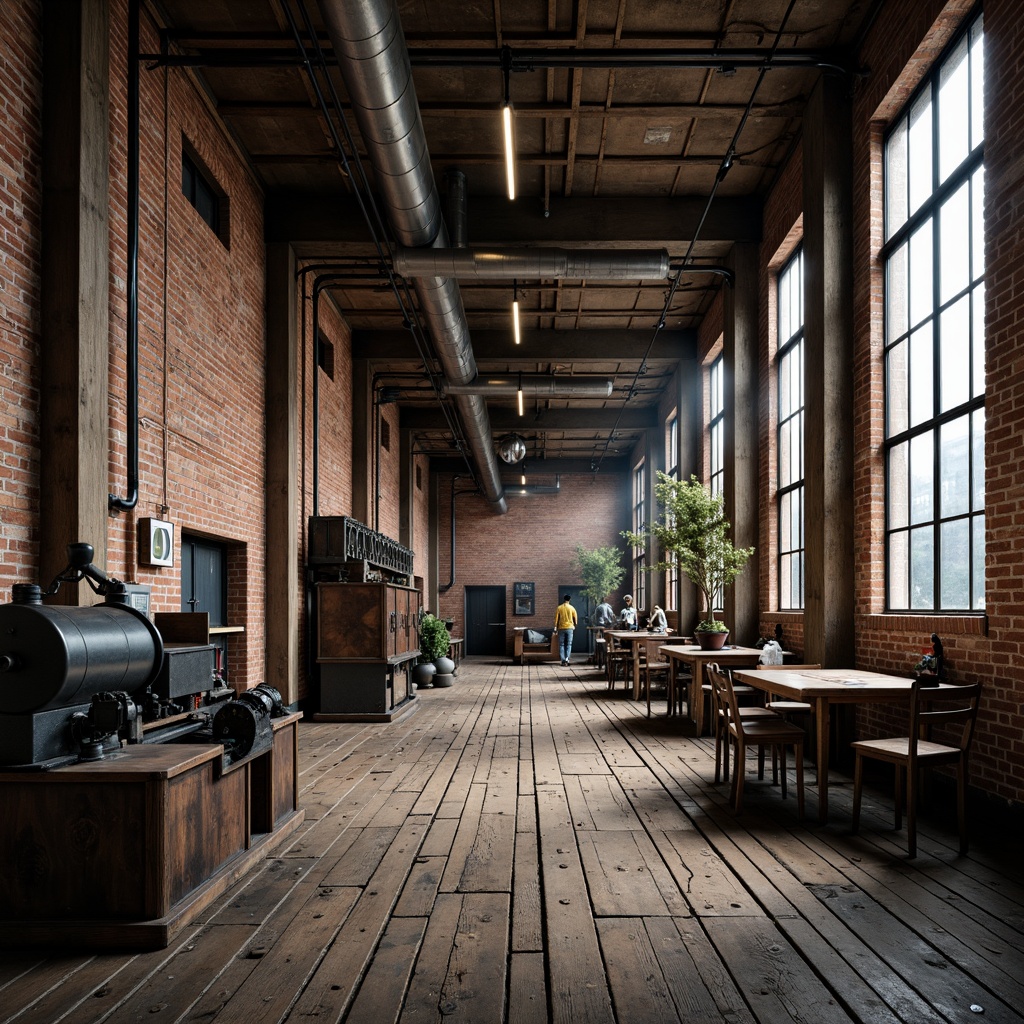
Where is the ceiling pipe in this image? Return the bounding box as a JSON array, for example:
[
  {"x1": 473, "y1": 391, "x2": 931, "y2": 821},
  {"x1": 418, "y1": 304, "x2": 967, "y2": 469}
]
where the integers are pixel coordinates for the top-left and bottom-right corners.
[
  {"x1": 318, "y1": 0, "x2": 507, "y2": 513},
  {"x1": 442, "y1": 375, "x2": 613, "y2": 398},
  {"x1": 394, "y1": 247, "x2": 671, "y2": 280}
]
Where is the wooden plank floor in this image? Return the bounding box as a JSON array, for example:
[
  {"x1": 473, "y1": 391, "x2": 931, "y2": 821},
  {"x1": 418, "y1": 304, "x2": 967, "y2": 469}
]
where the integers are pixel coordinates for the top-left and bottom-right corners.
[{"x1": 2, "y1": 656, "x2": 1023, "y2": 1024}]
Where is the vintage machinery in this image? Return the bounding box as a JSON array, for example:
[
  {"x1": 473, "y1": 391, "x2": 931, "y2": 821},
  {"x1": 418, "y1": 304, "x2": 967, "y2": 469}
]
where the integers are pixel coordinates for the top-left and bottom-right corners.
[{"x1": 0, "y1": 543, "x2": 280, "y2": 771}]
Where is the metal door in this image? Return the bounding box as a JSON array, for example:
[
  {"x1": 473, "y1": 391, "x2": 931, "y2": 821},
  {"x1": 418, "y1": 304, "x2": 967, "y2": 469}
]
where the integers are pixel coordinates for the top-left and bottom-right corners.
[
  {"x1": 558, "y1": 585, "x2": 593, "y2": 653},
  {"x1": 464, "y1": 585, "x2": 506, "y2": 655}
]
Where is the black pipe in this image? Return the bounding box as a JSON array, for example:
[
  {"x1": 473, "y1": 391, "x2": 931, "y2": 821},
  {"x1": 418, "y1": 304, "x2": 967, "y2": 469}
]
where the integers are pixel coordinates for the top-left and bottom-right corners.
[
  {"x1": 110, "y1": 0, "x2": 140, "y2": 512},
  {"x1": 439, "y1": 476, "x2": 479, "y2": 593}
]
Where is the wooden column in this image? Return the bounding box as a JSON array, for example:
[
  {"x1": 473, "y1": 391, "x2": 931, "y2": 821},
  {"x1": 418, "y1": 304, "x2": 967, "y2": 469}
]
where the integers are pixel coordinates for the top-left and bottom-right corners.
[
  {"x1": 265, "y1": 244, "x2": 299, "y2": 703},
  {"x1": 351, "y1": 359, "x2": 372, "y2": 527},
  {"x1": 676, "y1": 361, "x2": 701, "y2": 630},
  {"x1": 802, "y1": 75, "x2": 855, "y2": 669},
  {"x1": 723, "y1": 243, "x2": 760, "y2": 643},
  {"x1": 39, "y1": 0, "x2": 110, "y2": 589},
  {"x1": 399, "y1": 428, "x2": 414, "y2": 551}
]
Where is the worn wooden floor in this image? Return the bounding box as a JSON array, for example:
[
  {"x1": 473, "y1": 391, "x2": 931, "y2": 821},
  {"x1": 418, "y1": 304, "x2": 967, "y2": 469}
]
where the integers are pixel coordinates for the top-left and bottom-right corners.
[{"x1": 2, "y1": 656, "x2": 1023, "y2": 1024}]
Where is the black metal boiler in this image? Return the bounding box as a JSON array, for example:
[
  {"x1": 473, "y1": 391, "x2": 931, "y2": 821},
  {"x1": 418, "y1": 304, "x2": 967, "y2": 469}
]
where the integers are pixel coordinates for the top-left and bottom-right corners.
[{"x1": 0, "y1": 543, "x2": 286, "y2": 772}]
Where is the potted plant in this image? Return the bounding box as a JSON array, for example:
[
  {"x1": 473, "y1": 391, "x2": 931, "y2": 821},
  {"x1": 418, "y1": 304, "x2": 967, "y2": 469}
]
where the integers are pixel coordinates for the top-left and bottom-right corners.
[
  {"x1": 624, "y1": 473, "x2": 754, "y2": 650},
  {"x1": 572, "y1": 543, "x2": 627, "y2": 614},
  {"x1": 419, "y1": 613, "x2": 454, "y2": 686}
]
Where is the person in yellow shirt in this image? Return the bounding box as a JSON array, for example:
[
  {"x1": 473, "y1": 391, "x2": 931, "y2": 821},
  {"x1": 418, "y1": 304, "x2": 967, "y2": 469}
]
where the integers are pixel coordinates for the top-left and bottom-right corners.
[{"x1": 554, "y1": 594, "x2": 578, "y2": 666}]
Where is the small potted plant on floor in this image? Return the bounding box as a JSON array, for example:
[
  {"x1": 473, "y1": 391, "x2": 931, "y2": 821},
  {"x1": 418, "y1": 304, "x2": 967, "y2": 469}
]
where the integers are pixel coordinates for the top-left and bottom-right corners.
[
  {"x1": 624, "y1": 473, "x2": 754, "y2": 650},
  {"x1": 419, "y1": 613, "x2": 454, "y2": 687}
]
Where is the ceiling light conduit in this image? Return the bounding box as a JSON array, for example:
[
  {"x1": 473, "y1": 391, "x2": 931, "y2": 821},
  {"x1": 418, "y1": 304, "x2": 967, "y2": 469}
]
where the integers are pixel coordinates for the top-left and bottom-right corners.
[
  {"x1": 394, "y1": 247, "x2": 671, "y2": 280},
  {"x1": 318, "y1": 0, "x2": 507, "y2": 513}
]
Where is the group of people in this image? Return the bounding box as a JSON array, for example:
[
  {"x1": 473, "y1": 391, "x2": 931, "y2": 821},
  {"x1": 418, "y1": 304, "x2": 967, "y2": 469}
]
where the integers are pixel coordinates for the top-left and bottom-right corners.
[{"x1": 554, "y1": 593, "x2": 669, "y2": 666}]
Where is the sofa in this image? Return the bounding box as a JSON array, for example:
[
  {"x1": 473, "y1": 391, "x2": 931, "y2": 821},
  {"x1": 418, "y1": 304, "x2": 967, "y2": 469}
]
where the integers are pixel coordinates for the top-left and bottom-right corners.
[{"x1": 513, "y1": 627, "x2": 560, "y2": 664}]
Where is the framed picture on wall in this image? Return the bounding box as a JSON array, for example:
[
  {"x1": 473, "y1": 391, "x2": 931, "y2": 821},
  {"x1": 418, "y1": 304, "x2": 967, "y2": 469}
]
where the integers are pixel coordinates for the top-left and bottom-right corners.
[{"x1": 514, "y1": 581, "x2": 535, "y2": 616}]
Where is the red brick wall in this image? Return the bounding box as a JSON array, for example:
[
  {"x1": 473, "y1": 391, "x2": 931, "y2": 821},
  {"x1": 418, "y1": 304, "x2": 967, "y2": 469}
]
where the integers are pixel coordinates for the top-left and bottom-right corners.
[
  {"x1": 435, "y1": 472, "x2": 630, "y2": 652},
  {"x1": 849, "y1": 0, "x2": 1020, "y2": 806},
  {"x1": 0, "y1": 0, "x2": 42, "y2": 590},
  {"x1": 102, "y1": 6, "x2": 270, "y2": 689}
]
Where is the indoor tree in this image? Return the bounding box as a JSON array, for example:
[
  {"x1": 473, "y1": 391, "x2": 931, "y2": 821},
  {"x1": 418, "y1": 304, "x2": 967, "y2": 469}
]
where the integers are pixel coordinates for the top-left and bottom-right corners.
[
  {"x1": 572, "y1": 543, "x2": 627, "y2": 609},
  {"x1": 623, "y1": 472, "x2": 754, "y2": 633}
]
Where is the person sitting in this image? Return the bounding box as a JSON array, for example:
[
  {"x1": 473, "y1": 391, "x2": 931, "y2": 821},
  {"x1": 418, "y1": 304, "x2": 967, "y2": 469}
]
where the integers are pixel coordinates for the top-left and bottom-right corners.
[
  {"x1": 619, "y1": 594, "x2": 637, "y2": 630},
  {"x1": 594, "y1": 598, "x2": 616, "y2": 628},
  {"x1": 649, "y1": 604, "x2": 668, "y2": 632}
]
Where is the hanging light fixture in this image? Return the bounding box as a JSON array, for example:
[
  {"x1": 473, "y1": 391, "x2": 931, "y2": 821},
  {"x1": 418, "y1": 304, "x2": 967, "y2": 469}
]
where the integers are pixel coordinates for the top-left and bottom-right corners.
[
  {"x1": 497, "y1": 433, "x2": 527, "y2": 464},
  {"x1": 501, "y1": 46, "x2": 516, "y2": 201},
  {"x1": 517, "y1": 371, "x2": 524, "y2": 417},
  {"x1": 521, "y1": 458, "x2": 527, "y2": 487},
  {"x1": 512, "y1": 279, "x2": 521, "y2": 345}
]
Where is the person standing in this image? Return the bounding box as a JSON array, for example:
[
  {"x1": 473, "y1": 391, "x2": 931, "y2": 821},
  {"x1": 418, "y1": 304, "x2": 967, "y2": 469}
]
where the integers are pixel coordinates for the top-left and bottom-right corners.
[
  {"x1": 554, "y1": 594, "x2": 578, "y2": 665},
  {"x1": 619, "y1": 594, "x2": 637, "y2": 630}
]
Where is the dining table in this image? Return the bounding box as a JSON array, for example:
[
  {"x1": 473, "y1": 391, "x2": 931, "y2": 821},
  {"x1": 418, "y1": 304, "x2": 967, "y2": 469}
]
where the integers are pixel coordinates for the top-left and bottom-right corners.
[
  {"x1": 604, "y1": 630, "x2": 675, "y2": 697},
  {"x1": 733, "y1": 667, "x2": 919, "y2": 822},
  {"x1": 659, "y1": 643, "x2": 767, "y2": 734}
]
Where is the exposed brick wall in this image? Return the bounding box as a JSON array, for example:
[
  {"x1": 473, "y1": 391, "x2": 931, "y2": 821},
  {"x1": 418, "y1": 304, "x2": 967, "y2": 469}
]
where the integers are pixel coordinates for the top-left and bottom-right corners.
[
  {"x1": 848, "y1": 0, "x2": 1022, "y2": 807},
  {"x1": 0, "y1": 0, "x2": 42, "y2": 591},
  {"x1": 435, "y1": 472, "x2": 630, "y2": 653},
  {"x1": 100, "y1": 6, "x2": 271, "y2": 690}
]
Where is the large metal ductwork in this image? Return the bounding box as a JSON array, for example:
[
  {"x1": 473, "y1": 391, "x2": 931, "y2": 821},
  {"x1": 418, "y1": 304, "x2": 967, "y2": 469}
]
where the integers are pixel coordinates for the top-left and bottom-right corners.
[
  {"x1": 318, "y1": 0, "x2": 507, "y2": 513},
  {"x1": 393, "y1": 247, "x2": 671, "y2": 280},
  {"x1": 442, "y1": 375, "x2": 613, "y2": 398}
]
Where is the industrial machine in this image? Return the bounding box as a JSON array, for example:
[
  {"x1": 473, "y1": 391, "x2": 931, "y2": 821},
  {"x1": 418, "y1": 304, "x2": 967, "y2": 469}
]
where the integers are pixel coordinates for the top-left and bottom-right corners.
[{"x1": 0, "y1": 542, "x2": 283, "y2": 771}]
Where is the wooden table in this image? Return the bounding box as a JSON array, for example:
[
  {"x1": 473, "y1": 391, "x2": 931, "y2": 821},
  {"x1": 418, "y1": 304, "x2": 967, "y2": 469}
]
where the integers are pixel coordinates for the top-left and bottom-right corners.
[
  {"x1": 659, "y1": 644, "x2": 766, "y2": 733},
  {"x1": 605, "y1": 631, "x2": 674, "y2": 698},
  {"x1": 734, "y1": 667, "x2": 918, "y2": 822}
]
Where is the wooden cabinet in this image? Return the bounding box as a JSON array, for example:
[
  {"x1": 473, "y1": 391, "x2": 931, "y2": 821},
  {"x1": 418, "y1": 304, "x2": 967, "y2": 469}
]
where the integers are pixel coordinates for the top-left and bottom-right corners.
[
  {"x1": 0, "y1": 712, "x2": 303, "y2": 950},
  {"x1": 315, "y1": 583, "x2": 421, "y2": 721}
]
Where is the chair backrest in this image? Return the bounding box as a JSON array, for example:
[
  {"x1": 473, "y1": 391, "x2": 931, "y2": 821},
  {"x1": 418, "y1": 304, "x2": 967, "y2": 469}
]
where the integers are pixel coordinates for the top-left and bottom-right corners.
[
  {"x1": 706, "y1": 662, "x2": 732, "y2": 722},
  {"x1": 755, "y1": 663, "x2": 822, "y2": 670},
  {"x1": 644, "y1": 637, "x2": 669, "y2": 663},
  {"x1": 911, "y1": 681, "x2": 982, "y2": 756}
]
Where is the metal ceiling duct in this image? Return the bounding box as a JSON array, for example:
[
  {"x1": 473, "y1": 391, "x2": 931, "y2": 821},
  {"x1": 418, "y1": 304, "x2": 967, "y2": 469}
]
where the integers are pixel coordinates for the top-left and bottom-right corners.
[
  {"x1": 318, "y1": 0, "x2": 507, "y2": 512},
  {"x1": 394, "y1": 247, "x2": 671, "y2": 280},
  {"x1": 442, "y1": 375, "x2": 614, "y2": 398}
]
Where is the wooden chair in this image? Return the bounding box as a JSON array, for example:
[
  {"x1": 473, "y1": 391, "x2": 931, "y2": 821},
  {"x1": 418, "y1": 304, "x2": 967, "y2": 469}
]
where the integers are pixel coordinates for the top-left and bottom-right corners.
[
  {"x1": 712, "y1": 663, "x2": 805, "y2": 816},
  {"x1": 640, "y1": 637, "x2": 671, "y2": 716},
  {"x1": 851, "y1": 681, "x2": 981, "y2": 858},
  {"x1": 706, "y1": 663, "x2": 782, "y2": 785},
  {"x1": 756, "y1": 663, "x2": 821, "y2": 777},
  {"x1": 605, "y1": 632, "x2": 631, "y2": 691}
]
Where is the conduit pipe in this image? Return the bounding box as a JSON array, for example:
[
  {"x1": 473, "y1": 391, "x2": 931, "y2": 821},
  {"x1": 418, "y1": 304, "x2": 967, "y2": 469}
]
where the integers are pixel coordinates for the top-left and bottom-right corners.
[
  {"x1": 318, "y1": 0, "x2": 507, "y2": 513},
  {"x1": 442, "y1": 375, "x2": 613, "y2": 399},
  {"x1": 393, "y1": 247, "x2": 671, "y2": 280}
]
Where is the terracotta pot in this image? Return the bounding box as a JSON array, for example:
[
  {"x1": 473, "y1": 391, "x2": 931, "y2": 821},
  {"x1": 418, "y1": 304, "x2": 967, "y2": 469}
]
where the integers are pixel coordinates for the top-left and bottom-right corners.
[{"x1": 695, "y1": 629, "x2": 729, "y2": 651}]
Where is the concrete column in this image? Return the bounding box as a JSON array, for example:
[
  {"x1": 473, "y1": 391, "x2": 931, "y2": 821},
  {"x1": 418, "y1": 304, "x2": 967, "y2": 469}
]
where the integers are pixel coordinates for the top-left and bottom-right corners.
[
  {"x1": 803, "y1": 75, "x2": 855, "y2": 668},
  {"x1": 39, "y1": 0, "x2": 110, "y2": 590},
  {"x1": 265, "y1": 244, "x2": 299, "y2": 703},
  {"x1": 723, "y1": 243, "x2": 760, "y2": 642}
]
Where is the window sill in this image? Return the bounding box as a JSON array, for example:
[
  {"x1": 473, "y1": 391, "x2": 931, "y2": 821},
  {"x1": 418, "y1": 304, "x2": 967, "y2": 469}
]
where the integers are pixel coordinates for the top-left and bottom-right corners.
[{"x1": 861, "y1": 613, "x2": 987, "y2": 636}]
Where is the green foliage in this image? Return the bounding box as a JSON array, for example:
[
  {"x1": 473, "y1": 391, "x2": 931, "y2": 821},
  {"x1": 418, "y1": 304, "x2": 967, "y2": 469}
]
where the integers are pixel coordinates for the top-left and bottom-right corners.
[
  {"x1": 622, "y1": 473, "x2": 754, "y2": 631},
  {"x1": 572, "y1": 544, "x2": 627, "y2": 607},
  {"x1": 419, "y1": 613, "x2": 451, "y2": 661}
]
